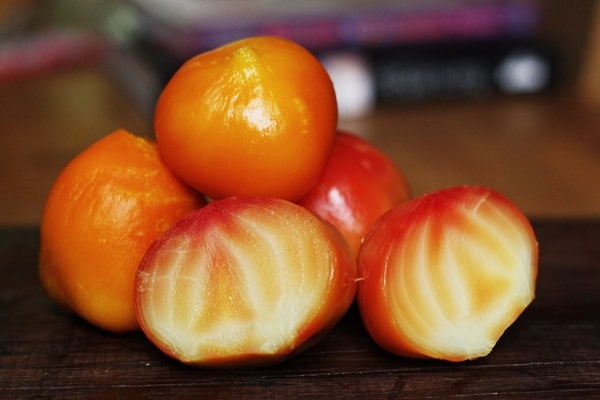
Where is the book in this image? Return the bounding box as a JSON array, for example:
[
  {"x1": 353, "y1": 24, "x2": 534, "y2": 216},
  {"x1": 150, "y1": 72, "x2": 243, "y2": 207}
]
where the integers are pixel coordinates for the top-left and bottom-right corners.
[
  {"x1": 106, "y1": 36, "x2": 555, "y2": 120},
  {"x1": 322, "y1": 39, "x2": 556, "y2": 118},
  {"x1": 128, "y1": 0, "x2": 541, "y2": 60}
]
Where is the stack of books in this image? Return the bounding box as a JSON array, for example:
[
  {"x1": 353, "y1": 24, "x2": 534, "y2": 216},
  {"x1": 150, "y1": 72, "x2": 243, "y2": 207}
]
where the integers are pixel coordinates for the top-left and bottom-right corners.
[
  {"x1": 129, "y1": 0, "x2": 540, "y2": 57},
  {"x1": 122, "y1": 0, "x2": 554, "y2": 117}
]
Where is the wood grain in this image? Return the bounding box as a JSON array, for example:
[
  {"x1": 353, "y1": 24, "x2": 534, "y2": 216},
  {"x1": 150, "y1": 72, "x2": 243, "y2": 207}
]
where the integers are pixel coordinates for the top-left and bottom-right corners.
[
  {"x1": 1, "y1": 220, "x2": 599, "y2": 399},
  {"x1": 339, "y1": 94, "x2": 600, "y2": 218}
]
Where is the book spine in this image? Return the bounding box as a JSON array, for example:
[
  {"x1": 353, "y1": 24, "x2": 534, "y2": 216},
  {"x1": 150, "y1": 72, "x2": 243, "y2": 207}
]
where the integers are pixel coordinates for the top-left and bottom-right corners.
[
  {"x1": 132, "y1": 1, "x2": 540, "y2": 60},
  {"x1": 321, "y1": 40, "x2": 556, "y2": 118}
]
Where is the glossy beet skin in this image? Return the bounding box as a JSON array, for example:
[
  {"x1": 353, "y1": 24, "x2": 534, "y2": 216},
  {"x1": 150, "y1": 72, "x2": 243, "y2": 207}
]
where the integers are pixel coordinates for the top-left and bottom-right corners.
[
  {"x1": 135, "y1": 196, "x2": 357, "y2": 367},
  {"x1": 357, "y1": 186, "x2": 538, "y2": 362},
  {"x1": 39, "y1": 129, "x2": 205, "y2": 333},
  {"x1": 154, "y1": 36, "x2": 338, "y2": 201},
  {"x1": 297, "y1": 131, "x2": 410, "y2": 257}
]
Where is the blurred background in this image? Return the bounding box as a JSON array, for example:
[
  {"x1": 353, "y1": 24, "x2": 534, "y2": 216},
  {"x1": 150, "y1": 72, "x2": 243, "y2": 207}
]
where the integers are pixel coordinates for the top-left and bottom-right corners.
[{"x1": 1, "y1": 0, "x2": 599, "y2": 225}]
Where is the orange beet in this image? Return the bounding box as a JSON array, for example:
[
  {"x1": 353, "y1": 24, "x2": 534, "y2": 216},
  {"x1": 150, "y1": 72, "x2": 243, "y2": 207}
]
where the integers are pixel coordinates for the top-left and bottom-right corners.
[
  {"x1": 154, "y1": 36, "x2": 338, "y2": 201},
  {"x1": 39, "y1": 129, "x2": 205, "y2": 333}
]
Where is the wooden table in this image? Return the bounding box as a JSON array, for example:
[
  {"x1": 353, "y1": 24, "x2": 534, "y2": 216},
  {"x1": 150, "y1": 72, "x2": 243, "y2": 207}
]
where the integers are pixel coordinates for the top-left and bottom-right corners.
[{"x1": 1, "y1": 219, "x2": 598, "y2": 399}]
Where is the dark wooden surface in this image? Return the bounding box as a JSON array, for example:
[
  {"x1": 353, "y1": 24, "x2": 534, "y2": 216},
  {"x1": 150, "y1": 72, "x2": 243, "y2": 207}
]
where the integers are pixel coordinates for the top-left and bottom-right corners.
[{"x1": 1, "y1": 219, "x2": 599, "y2": 399}]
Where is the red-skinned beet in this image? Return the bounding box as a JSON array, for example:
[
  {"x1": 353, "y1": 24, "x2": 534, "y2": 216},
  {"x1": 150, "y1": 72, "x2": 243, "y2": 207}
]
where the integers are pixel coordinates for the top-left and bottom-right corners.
[
  {"x1": 297, "y1": 131, "x2": 410, "y2": 257},
  {"x1": 135, "y1": 196, "x2": 357, "y2": 367},
  {"x1": 357, "y1": 185, "x2": 538, "y2": 362}
]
